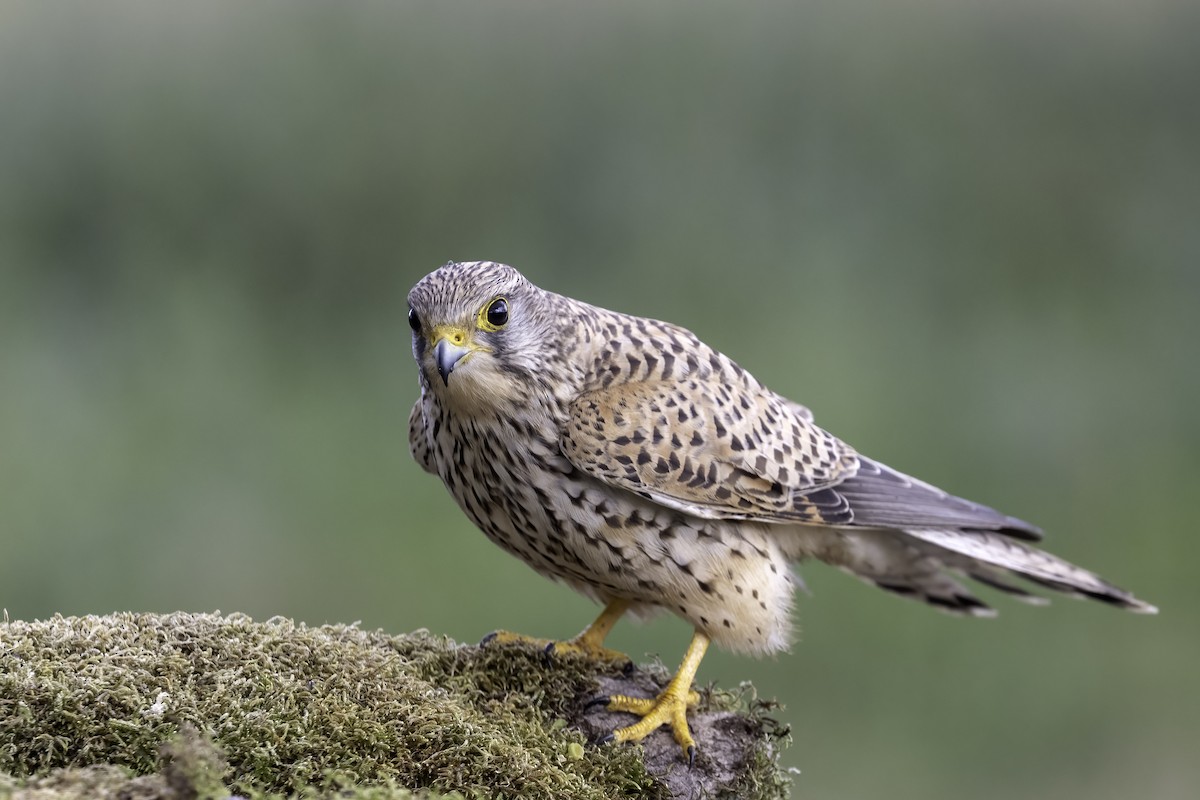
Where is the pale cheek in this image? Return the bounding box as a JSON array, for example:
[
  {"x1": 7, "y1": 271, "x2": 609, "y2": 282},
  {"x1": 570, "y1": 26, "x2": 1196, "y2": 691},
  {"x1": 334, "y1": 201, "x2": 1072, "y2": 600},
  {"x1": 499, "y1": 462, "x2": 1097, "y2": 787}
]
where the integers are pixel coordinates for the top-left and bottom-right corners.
[{"x1": 445, "y1": 360, "x2": 527, "y2": 411}]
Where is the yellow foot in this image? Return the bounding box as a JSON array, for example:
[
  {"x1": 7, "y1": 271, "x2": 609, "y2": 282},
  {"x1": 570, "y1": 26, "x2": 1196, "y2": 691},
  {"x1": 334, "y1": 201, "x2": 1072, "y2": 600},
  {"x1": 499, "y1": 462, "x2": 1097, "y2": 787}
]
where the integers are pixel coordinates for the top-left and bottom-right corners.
[
  {"x1": 591, "y1": 630, "x2": 711, "y2": 765},
  {"x1": 480, "y1": 599, "x2": 634, "y2": 665},
  {"x1": 479, "y1": 629, "x2": 552, "y2": 650},
  {"x1": 546, "y1": 635, "x2": 631, "y2": 664},
  {"x1": 592, "y1": 687, "x2": 702, "y2": 765},
  {"x1": 479, "y1": 629, "x2": 631, "y2": 666}
]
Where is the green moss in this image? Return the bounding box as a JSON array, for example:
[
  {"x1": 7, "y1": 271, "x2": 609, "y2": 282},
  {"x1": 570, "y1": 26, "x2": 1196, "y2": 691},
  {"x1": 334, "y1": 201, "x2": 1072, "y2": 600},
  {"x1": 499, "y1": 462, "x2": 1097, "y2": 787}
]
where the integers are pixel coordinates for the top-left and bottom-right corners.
[{"x1": 0, "y1": 613, "x2": 788, "y2": 799}]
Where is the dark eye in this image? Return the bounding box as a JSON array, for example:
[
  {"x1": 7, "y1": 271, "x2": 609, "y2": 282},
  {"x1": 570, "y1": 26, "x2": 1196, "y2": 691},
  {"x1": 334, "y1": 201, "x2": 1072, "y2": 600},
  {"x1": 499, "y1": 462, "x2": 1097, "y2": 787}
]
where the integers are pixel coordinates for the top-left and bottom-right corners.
[
  {"x1": 485, "y1": 298, "x2": 509, "y2": 328},
  {"x1": 408, "y1": 307, "x2": 421, "y2": 332}
]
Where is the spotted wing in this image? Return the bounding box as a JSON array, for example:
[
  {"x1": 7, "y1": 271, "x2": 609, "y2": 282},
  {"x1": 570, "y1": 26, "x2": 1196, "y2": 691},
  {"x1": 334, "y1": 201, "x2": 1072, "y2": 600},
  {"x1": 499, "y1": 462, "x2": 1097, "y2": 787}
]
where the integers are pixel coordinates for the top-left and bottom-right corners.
[
  {"x1": 562, "y1": 378, "x2": 1041, "y2": 538},
  {"x1": 562, "y1": 379, "x2": 860, "y2": 524}
]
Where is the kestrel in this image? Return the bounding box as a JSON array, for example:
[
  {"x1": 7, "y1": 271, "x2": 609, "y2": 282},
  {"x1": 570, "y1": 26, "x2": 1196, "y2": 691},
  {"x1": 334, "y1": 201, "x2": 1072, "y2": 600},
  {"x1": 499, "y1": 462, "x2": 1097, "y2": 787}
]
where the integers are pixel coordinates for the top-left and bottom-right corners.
[{"x1": 406, "y1": 260, "x2": 1156, "y2": 762}]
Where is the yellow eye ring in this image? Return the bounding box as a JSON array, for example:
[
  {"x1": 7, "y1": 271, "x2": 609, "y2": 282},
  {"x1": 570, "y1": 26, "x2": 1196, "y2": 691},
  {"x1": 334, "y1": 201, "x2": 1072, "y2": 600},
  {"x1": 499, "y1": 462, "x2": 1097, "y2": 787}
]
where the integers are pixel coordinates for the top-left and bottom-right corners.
[{"x1": 478, "y1": 297, "x2": 509, "y2": 331}]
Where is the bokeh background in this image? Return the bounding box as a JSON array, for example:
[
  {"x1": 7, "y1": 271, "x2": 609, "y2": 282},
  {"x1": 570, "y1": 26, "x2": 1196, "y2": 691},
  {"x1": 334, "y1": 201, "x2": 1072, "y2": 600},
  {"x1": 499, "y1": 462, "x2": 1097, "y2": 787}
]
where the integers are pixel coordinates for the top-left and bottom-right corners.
[{"x1": 2, "y1": 1, "x2": 1197, "y2": 797}]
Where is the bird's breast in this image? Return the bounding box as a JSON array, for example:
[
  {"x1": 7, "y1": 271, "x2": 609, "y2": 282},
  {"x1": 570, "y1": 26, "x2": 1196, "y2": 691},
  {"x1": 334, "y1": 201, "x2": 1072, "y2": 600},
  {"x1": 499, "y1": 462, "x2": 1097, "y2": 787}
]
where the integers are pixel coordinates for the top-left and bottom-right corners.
[{"x1": 426, "y1": 398, "x2": 569, "y2": 539}]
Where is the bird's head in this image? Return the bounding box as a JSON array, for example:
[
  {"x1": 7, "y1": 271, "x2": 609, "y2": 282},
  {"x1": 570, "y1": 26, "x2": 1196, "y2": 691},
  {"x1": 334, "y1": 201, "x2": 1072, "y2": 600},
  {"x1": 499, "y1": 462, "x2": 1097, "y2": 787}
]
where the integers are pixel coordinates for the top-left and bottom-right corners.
[{"x1": 407, "y1": 261, "x2": 555, "y2": 409}]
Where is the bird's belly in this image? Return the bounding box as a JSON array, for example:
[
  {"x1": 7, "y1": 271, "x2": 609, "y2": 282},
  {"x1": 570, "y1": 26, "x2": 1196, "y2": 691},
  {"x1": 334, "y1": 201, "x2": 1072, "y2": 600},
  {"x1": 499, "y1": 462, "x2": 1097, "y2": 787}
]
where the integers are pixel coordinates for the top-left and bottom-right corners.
[
  {"x1": 442, "y1": 451, "x2": 796, "y2": 654},
  {"x1": 427, "y1": 409, "x2": 795, "y2": 654}
]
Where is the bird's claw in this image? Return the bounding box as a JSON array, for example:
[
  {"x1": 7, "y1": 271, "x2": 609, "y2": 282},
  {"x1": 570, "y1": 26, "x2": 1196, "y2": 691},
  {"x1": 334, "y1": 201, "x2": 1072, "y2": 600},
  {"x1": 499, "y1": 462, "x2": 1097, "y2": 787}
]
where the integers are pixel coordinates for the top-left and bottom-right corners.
[
  {"x1": 546, "y1": 637, "x2": 632, "y2": 667},
  {"x1": 587, "y1": 689, "x2": 701, "y2": 762},
  {"x1": 584, "y1": 695, "x2": 612, "y2": 711},
  {"x1": 482, "y1": 630, "x2": 634, "y2": 670},
  {"x1": 479, "y1": 629, "x2": 551, "y2": 650}
]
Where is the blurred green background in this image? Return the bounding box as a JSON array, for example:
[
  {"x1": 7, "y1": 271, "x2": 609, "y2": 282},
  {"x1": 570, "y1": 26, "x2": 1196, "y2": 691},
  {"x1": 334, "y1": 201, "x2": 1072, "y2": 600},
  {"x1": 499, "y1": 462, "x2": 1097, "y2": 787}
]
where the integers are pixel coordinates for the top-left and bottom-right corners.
[{"x1": 2, "y1": 1, "x2": 1197, "y2": 797}]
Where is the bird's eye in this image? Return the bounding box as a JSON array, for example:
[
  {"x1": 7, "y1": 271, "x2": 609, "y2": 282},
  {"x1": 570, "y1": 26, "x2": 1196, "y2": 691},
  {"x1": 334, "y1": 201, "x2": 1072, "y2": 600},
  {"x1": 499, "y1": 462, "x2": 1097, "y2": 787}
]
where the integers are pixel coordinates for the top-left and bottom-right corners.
[
  {"x1": 408, "y1": 307, "x2": 421, "y2": 332},
  {"x1": 483, "y1": 297, "x2": 509, "y2": 330}
]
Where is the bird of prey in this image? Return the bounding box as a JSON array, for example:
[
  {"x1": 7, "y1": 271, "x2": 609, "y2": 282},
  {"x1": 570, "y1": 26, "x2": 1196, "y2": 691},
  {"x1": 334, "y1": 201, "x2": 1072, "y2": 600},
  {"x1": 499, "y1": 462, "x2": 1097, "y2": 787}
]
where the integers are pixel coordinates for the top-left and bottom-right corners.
[{"x1": 406, "y1": 260, "x2": 1156, "y2": 763}]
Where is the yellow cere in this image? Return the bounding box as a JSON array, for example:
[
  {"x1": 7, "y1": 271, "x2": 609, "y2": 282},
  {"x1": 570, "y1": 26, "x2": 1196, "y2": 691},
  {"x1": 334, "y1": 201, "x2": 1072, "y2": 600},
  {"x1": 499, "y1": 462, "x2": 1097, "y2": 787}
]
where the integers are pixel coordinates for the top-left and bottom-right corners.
[{"x1": 430, "y1": 324, "x2": 470, "y2": 347}]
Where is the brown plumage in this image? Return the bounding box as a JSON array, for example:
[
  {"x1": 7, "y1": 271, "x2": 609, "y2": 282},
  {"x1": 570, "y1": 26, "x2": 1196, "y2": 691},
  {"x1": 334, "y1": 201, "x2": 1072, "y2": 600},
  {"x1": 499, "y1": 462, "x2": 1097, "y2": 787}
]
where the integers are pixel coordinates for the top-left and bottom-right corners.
[{"x1": 406, "y1": 260, "x2": 1156, "y2": 760}]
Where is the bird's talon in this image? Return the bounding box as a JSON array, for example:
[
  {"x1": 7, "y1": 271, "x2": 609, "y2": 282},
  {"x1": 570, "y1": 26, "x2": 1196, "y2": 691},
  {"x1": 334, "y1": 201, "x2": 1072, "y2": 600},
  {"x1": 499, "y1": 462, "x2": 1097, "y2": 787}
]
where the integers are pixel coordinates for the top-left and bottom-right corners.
[
  {"x1": 480, "y1": 627, "x2": 632, "y2": 667},
  {"x1": 478, "y1": 629, "x2": 552, "y2": 652},
  {"x1": 584, "y1": 695, "x2": 612, "y2": 711},
  {"x1": 597, "y1": 732, "x2": 616, "y2": 746},
  {"x1": 551, "y1": 638, "x2": 632, "y2": 664},
  {"x1": 605, "y1": 689, "x2": 697, "y2": 755},
  {"x1": 596, "y1": 632, "x2": 708, "y2": 763}
]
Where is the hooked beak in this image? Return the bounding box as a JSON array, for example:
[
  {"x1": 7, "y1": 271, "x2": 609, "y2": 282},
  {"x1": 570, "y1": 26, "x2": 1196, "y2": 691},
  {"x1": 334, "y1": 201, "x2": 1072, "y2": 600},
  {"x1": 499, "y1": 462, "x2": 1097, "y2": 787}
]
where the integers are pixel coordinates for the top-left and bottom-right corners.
[{"x1": 433, "y1": 337, "x2": 470, "y2": 385}]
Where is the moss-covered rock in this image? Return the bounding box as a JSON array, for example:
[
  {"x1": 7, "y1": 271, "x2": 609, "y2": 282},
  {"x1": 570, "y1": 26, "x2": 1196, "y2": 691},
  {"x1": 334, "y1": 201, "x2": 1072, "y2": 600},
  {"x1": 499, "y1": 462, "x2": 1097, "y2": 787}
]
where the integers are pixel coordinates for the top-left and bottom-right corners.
[{"x1": 0, "y1": 613, "x2": 789, "y2": 799}]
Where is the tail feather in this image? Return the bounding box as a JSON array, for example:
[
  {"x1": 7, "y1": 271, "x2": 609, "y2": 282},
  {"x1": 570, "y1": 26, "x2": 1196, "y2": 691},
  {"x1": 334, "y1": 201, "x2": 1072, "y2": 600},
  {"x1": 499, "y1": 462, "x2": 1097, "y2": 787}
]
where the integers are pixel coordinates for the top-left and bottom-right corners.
[
  {"x1": 847, "y1": 567, "x2": 997, "y2": 617},
  {"x1": 901, "y1": 527, "x2": 1158, "y2": 614},
  {"x1": 966, "y1": 567, "x2": 1050, "y2": 606}
]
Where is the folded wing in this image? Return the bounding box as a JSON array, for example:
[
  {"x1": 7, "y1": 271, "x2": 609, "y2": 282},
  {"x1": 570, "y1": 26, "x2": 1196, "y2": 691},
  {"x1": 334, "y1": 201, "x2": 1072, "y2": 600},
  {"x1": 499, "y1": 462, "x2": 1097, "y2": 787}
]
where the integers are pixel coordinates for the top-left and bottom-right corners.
[{"x1": 562, "y1": 377, "x2": 1040, "y2": 539}]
